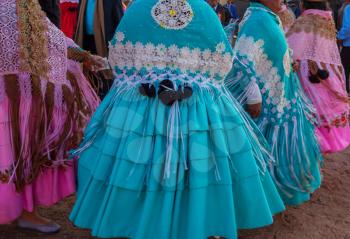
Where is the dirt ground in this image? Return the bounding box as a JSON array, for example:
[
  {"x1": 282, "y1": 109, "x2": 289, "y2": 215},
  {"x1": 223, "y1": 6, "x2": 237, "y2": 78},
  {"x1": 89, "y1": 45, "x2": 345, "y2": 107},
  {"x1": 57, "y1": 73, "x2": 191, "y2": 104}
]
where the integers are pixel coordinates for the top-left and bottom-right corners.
[{"x1": 1, "y1": 149, "x2": 350, "y2": 239}]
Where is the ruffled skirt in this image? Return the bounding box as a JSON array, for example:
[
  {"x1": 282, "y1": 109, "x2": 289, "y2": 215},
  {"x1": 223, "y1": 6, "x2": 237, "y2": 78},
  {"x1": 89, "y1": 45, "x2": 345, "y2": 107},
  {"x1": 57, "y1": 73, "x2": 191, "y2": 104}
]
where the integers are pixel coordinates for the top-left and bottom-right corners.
[
  {"x1": 298, "y1": 61, "x2": 350, "y2": 153},
  {"x1": 70, "y1": 82, "x2": 285, "y2": 239},
  {"x1": 0, "y1": 61, "x2": 99, "y2": 224}
]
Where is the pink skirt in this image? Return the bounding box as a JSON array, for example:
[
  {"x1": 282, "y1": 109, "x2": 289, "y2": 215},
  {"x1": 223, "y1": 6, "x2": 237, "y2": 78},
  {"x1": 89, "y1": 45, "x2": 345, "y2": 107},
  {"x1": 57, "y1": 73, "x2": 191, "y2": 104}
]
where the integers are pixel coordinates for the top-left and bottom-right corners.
[
  {"x1": 0, "y1": 97, "x2": 76, "y2": 224},
  {"x1": 0, "y1": 61, "x2": 99, "y2": 224},
  {"x1": 316, "y1": 126, "x2": 350, "y2": 153},
  {"x1": 298, "y1": 60, "x2": 350, "y2": 153},
  {"x1": 0, "y1": 99, "x2": 75, "y2": 224},
  {"x1": 0, "y1": 166, "x2": 75, "y2": 224}
]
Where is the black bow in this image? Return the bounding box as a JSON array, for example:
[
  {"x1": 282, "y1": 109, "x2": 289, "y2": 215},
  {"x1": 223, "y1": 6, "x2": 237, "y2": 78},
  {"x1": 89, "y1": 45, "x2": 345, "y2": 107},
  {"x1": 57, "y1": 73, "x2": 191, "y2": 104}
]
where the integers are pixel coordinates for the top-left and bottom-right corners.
[{"x1": 139, "y1": 80, "x2": 193, "y2": 106}]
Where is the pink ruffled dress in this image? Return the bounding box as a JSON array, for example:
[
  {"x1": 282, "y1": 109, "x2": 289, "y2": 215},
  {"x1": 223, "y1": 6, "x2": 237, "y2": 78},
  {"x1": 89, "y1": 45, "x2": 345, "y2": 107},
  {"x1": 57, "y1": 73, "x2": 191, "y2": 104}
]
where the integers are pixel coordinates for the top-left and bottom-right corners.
[
  {"x1": 287, "y1": 9, "x2": 350, "y2": 153},
  {"x1": 0, "y1": 0, "x2": 99, "y2": 224}
]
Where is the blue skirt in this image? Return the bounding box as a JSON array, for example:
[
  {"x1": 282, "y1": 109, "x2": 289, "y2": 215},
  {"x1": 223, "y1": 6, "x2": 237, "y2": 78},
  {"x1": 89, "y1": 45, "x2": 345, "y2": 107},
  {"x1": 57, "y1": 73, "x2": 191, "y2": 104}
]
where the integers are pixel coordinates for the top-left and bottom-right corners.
[{"x1": 69, "y1": 82, "x2": 285, "y2": 239}]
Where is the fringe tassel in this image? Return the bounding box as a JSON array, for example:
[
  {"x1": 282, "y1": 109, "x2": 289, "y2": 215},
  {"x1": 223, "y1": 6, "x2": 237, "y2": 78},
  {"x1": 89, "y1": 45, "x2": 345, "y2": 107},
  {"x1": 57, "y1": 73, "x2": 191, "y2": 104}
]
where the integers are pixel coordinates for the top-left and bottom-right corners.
[
  {"x1": 4, "y1": 75, "x2": 22, "y2": 190},
  {"x1": 4, "y1": 71, "x2": 95, "y2": 192}
]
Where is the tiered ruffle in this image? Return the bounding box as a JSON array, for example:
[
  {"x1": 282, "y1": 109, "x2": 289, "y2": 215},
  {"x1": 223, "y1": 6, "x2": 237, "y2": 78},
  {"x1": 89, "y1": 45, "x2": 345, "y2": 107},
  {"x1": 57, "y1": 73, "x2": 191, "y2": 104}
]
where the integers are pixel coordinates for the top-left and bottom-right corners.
[{"x1": 70, "y1": 81, "x2": 285, "y2": 239}]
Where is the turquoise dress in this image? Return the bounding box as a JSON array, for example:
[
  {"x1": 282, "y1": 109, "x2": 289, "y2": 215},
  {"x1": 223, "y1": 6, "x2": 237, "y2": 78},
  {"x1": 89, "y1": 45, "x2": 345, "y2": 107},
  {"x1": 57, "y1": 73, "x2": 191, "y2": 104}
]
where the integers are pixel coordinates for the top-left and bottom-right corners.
[
  {"x1": 226, "y1": 3, "x2": 323, "y2": 206},
  {"x1": 69, "y1": 0, "x2": 285, "y2": 238}
]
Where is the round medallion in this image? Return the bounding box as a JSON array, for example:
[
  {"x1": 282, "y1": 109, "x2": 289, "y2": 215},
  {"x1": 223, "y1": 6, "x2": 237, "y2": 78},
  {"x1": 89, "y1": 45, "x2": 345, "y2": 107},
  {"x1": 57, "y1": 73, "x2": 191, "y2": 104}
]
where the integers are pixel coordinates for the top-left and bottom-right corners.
[{"x1": 151, "y1": 0, "x2": 194, "y2": 30}]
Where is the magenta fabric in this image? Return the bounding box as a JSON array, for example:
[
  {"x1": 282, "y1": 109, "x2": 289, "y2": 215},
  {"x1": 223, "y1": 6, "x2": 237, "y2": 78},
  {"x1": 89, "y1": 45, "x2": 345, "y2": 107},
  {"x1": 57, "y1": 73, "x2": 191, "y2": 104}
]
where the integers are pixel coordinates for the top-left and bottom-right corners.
[
  {"x1": 287, "y1": 10, "x2": 350, "y2": 153},
  {"x1": 0, "y1": 95, "x2": 76, "y2": 224},
  {"x1": 0, "y1": 0, "x2": 99, "y2": 224},
  {"x1": 0, "y1": 166, "x2": 75, "y2": 224},
  {"x1": 288, "y1": 10, "x2": 342, "y2": 66}
]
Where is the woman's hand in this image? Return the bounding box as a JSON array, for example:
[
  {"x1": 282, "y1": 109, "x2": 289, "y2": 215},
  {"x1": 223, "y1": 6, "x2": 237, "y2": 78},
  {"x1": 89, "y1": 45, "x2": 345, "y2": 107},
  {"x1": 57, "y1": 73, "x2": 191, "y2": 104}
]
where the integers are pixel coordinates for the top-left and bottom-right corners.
[
  {"x1": 83, "y1": 55, "x2": 108, "y2": 72},
  {"x1": 292, "y1": 60, "x2": 300, "y2": 72},
  {"x1": 246, "y1": 103, "x2": 262, "y2": 119}
]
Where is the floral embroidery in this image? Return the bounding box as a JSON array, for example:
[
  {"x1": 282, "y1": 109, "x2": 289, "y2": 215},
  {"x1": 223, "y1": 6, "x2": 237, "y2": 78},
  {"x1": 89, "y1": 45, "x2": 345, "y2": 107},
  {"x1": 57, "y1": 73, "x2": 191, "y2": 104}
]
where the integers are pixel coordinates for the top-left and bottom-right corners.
[
  {"x1": 215, "y1": 43, "x2": 225, "y2": 53},
  {"x1": 318, "y1": 112, "x2": 350, "y2": 128},
  {"x1": 115, "y1": 32, "x2": 125, "y2": 42},
  {"x1": 109, "y1": 37, "x2": 233, "y2": 78},
  {"x1": 151, "y1": 0, "x2": 194, "y2": 30},
  {"x1": 235, "y1": 35, "x2": 289, "y2": 115}
]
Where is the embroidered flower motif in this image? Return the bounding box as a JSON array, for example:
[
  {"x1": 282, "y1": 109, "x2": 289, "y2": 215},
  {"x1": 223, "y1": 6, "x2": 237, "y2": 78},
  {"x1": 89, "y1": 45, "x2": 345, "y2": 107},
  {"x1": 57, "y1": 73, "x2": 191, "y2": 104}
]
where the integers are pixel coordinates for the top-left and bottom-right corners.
[
  {"x1": 156, "y1": 44, "x2": 167, "y2": 58},
  {"x1": 115, "y1": 32, "x2": 125, "y2": 42},
  {"x1": 151, "y1": 0, "x2": 194, "y2": 30},
  {"x1": 191, "y1": 48, "x2": 201, "y2": 59},
  {"x1": 109, "y1": 41, "x2": 233, "y2": 78},
  {"x1": 168, "y1": 44, "x2": 179, "y2": 57},
  {"x1": 235, "y1": 35, "x2": 290, "y2": 116},
  {"x1": 202, "y1": 49, "x2": 212, "y2": 61},
  {"x1": 180, "y1": 47, "x2": 191, "y2": 58},
  {"x1": 215, "y1": 43, "x2": 225, "y2": 53},
  {"x1": 125, "y1": 41, "x2": 134, "y2": 53}
]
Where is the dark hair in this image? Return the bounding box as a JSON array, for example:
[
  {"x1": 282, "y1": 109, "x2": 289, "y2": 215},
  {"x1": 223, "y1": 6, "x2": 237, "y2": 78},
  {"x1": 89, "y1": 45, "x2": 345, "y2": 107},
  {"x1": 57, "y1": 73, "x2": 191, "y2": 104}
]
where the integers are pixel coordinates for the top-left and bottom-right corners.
[{"x1": 302, "y1": 0, "x2": 327, "y2": 10}]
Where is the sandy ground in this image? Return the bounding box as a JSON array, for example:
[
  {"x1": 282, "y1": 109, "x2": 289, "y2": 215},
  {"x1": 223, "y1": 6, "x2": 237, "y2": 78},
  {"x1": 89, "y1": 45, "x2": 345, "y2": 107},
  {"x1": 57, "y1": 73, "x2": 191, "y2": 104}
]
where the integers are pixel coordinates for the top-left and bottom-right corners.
[{"x1": 1, "y1": 149, "x2": 350, "y2": 239}]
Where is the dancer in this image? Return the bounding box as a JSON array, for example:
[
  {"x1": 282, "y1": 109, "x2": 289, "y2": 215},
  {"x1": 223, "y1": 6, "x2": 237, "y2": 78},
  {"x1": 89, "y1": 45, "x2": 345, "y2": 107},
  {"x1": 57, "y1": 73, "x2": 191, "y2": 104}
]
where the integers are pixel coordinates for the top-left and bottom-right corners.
[
  {"x1": 60, "y1": 0, "x2": 80, "y2": 38},
  {"x1": 226, "y1": 0, "x2": 323, "y2": 206},
  {"x1": 287, "y1": 0, "x2": 350, "y2": 153},
  {"x1": 69, "y1": 0, "x2": 285, "y2": 238},
  {"x1": 0, "y1": 0, "x2": 100, "y2": 232}
]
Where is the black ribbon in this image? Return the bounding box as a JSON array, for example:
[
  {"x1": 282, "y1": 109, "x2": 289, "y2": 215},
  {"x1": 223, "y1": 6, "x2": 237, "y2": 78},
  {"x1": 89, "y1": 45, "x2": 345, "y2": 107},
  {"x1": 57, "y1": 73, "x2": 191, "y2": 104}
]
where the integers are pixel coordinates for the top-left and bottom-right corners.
[{"x1": 139, "y1": 80, "x2": 193, "y2": 106}]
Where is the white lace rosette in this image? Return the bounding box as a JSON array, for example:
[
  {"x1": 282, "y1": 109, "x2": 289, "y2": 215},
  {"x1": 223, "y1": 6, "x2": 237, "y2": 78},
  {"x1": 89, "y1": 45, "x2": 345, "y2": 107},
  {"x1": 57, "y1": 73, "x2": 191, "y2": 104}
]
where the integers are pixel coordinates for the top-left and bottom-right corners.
[{"x1": 151, "y1": 0, "x2": 194, "y2": 30}]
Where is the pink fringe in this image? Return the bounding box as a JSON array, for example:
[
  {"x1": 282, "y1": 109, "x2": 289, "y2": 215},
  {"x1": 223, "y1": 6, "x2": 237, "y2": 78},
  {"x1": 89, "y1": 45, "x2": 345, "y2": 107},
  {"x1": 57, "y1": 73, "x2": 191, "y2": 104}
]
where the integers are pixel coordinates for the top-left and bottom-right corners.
[{"x1": 0, "y1": 61, "x2": 100, "y2": 224}]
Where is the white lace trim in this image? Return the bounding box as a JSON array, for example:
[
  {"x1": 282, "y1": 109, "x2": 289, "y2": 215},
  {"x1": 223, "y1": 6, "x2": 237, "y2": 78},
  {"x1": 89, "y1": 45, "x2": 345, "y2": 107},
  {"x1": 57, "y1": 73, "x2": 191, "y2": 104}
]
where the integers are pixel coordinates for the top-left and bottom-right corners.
[
  {"x1": 239, "y1": 9, "x2": 251, "y2": 30},
  {"x1": 283, "y1": 50, "x2": 291, "y2": 77},
  {"x1": 235, "y1": 35, "x2": 290, "y2": 114},
  {"x1": 151, "y1": 0, "x2": 194, "y2": 30},
  {"x1": 113, "y1": 70, "x2": 222, "y2": 88},
  {"x1": 109, "y1": 37, "x2": 233, "y2": 78}
]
